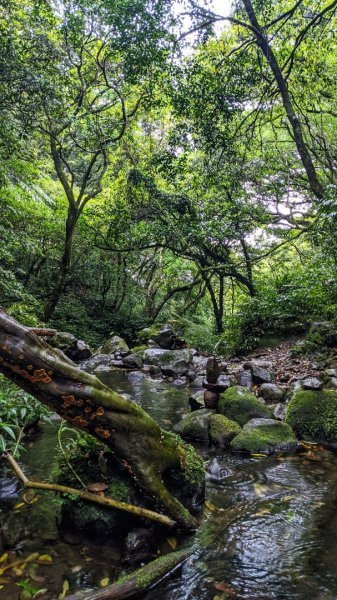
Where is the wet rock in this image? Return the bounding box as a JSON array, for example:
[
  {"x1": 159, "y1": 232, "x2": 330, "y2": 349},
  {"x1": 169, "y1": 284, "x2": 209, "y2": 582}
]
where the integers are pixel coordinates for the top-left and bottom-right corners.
[
  {"x1": 138, "y1": 325, "x2": 185, "y2": 349},
  {"x1": 47, "y1": 331, "x2": 76, "y2": 353},
  {"x1": 127, "y1": 371, "x2": 147, "y2": 381},
  {"x1": 251, "y1": 364, "x2": 273, "y2": 384},
  {"x1": 172, "y1": 376, "x2": 188, "y2": 386},
  {"x1": 206, "y1": 357, "x2": 220, "y2": 384},
  {"x1": 271, "y1": 403, "x2": 287, "y2": 421},
  {"x1": 302, "y1": 377, "x2": 323, "y2": 390},
  {"x1": 0, "y1": 478, "x2": 20, "y2": 499},
  {"x1": 68, "y1": 339, "x2": 92, "y2": 362},
  {"x1": 122, "y1": 353, "x2": 143, "y2": 369},
  {"x1": 230, "y1": 418, "x2": 298, "y2": 455},
  {"x1": 203, "y1": 375, "x2": 231, "y2": 393},
  {"x1": 100, "y1": 335, "x2": 129, "y2": 355},
  {"x1": 259, "y1": 383, "x2": 286, "y2": 403},
  {"x1": 143, "y1": 348, "x2": 193, "y2": 377},
  {"x1": 209, "y1": 414, "x2": 241, "y2": 447},
  {"x1": 204, "y1": 390, "x2": 219, "y2": 409},
  {"x1": 173, "y1": 409, "x2": 214, "y2": 442},
  {"x1": 189, "y1": 376, "x2": 204, "y2": 389},
  {"x1": 186, "y1": 368, "x2": 197, "y2": 382},
  {"x1": 189, "y1": 390, "x2": 205, "y2": 411},
  {"x1": 218, "y1": 386, "x2": 272, "y2": 426},
  {"x1": 286, "y1": 389, "x2": 337, "y2": 443},
  {"x1": 239, "y1": 369, "x2": 253, "y2": 388},
  {"x1": 80, "y1": 353, "x2": 117, "y2": 373},
  {"x1": 192, "y1": 355, "x2": 209, "y2": 372},
  {"x1": 124, "y1": 528, "x2": 153, "y2": 559}
]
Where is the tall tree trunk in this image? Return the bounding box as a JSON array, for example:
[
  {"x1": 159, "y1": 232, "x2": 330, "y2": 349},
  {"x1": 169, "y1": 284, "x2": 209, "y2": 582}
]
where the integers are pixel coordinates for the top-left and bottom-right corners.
[
  {"x1": 44, "y1": 206, "x2": 78, "y2": 321},
  {"x1": 242, "y1": 0, "x2": 324, "y2": 200},
  {"x1": 0, "y1": 310, "x2": 202, "y2": 529}
]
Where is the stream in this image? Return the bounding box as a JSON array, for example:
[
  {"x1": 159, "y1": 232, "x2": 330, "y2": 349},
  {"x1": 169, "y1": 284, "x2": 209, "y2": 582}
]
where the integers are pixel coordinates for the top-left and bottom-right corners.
[{"x1": 1, "y1": 370, "x2": 337, "y2": 599}]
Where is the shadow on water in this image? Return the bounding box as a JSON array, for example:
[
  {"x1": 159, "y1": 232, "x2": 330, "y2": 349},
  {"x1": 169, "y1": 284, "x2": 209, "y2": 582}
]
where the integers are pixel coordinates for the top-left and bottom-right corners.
[{"x1": 2, "y1": 369, "x2": 337, "y2": 599}]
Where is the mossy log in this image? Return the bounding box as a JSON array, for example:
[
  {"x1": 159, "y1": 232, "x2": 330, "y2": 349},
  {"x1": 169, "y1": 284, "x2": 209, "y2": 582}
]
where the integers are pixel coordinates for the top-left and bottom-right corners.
[
  {"x1": 0, "y1": 310, "x2": 202, "y2": 528},
  {"x1": 64, "y1": 548, "x2": 192, "y2": 600}
]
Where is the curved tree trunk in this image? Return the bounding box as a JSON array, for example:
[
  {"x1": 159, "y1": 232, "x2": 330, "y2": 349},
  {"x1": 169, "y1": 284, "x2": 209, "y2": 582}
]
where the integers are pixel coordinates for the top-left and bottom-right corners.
[{"x1": 0, "y1": 310, "x2": 201, "y2": 529}]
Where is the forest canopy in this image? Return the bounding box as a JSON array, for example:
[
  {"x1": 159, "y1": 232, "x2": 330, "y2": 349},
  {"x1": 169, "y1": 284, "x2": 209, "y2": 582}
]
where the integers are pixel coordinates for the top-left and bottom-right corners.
[{"x1": 1, "y1": 0, "x2": 337, "y2": 353}]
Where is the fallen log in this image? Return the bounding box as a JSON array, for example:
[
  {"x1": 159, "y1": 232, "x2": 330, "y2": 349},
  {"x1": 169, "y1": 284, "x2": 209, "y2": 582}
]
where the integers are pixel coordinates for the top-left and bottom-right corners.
[{"x1": 63, "y1": 547, "x2": 193, "y2": 600}]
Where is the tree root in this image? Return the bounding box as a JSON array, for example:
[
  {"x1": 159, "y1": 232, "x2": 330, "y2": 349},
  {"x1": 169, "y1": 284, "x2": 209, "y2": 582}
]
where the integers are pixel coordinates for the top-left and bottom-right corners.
[{"x1": 2, "y1": 451, "x2": 175, "y2": 528}]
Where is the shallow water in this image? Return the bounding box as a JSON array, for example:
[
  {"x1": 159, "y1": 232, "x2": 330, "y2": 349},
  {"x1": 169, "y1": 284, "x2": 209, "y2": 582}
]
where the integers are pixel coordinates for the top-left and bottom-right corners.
[{"x1": 1, "y1": 370, "x2": 337, "y2": 599}]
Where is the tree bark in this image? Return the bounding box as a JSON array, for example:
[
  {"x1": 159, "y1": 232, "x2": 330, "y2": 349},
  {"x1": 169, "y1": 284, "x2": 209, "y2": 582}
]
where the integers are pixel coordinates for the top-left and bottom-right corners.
[
  {"x1": 0, "y1": 310, "x2": 201, "y2": 529},
  {"x1": 44, "y1": 205, "x2": 78, "y2": 321}
]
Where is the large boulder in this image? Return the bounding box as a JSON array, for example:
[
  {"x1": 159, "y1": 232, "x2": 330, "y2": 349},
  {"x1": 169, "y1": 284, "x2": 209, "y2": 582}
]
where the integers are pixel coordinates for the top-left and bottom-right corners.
[
  {"x1": 286, "y1": 389, "x2": 337, "y2": 443},
  {"x1": 209, "y1": 414, "x2": 241, "y2": 447},
  {"x1": 143, "y1": 348, "x2": 193, "y2": 377},
  {"x1": 173, "y1": 409, "x2": 214, "y2": 442},
  {"x1": 138, "y1": 325, "x2": 185, "y2": 349},
  {"x1": 218, "y1": 386, "x2": 272, "y2": 426},
  {"x1": 230, "y1": 418, "x2": 298, "y2": 455},
  {"x1": 80, "y1": 353, "x2": 120, "y2": 373},
  {"x1": 100, "y1": 335, "x2": 129, "y2": 355},
  {"x1": 122, "y1": 353, "x2": 143, "y2": 369}
]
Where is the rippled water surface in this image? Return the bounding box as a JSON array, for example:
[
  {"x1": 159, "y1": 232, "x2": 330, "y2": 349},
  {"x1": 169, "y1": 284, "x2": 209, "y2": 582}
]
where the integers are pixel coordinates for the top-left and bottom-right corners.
[{"x1": 1, "y1": 369, "x2": 337, "y2": 600}]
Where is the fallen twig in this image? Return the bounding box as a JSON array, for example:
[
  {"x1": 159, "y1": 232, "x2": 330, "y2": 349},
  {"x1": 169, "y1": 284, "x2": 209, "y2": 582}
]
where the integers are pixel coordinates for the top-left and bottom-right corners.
[{"x1": 2, "y1": 451, "x2": 175, "y2": 528}]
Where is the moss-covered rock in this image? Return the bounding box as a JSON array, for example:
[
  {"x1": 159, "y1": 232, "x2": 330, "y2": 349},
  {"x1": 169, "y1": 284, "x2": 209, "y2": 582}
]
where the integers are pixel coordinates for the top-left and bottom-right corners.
[
  {"x1": 173, "y1": 409, "x2": 213, "y2": 442},
  {"x1": 217, "y1": 386, "x2": 272, "y2": 426},
  {"x1": 286, "y1": 389, "x2": 337, "y2": 442},
  {"x1": 230, "y1": 418, "x2": 298, "y2": 455},
  {"x1": 209, "y1": 414, "x2": 241, "y2": 447},
  {"x1": 100, "y1": 335, "x2": 129, "y2": 354}
]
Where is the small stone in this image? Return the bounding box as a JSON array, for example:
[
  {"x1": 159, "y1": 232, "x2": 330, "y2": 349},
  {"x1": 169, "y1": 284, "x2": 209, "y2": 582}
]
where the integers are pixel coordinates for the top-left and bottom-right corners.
[
  {"x1": 271, "y1": 403, "x2": 287, "y2": 421},
  {"x1": 189, "y1": 390, "x2": 205, "y2": 411},
  {"x1": 259, "y1": 383, "x2": 286, "y2": 403},
  {"x1": 206, "y1": 357, "x2": 220, "y2": 384},
  {"x1": 203, "y1": 375, "x2": 231, "y2": 393},
  {"x1": 204, "y1": 390, "x2": 219, "y2": 409},
  {"x1": 302, "y1": 377, "x2": 323, "y2": 390},
  {"x1": 251, "y1": 364, "x2": 273, "y2": 384},
  {"x1": 122, "y1": 353, "x2": 143, "y2": 369},
  {"x1": 239, "y1": 369, "x2": 253, "y2": 388},
  {"x1": 174, "y1": 409, "x2": 214, "y2": 442}
]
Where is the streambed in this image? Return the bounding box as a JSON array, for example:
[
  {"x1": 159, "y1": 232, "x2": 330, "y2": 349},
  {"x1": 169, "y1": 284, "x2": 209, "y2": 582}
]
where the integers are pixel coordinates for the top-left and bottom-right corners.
[{"x1": 1, "y1": 371, "x2": 337, "y2": 599}]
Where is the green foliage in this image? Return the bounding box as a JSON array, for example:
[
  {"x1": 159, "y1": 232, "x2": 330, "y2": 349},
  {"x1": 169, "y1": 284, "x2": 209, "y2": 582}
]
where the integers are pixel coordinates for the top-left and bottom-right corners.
[{"x1": 0, "y1": 376, "x2": 50, "y2": 454}]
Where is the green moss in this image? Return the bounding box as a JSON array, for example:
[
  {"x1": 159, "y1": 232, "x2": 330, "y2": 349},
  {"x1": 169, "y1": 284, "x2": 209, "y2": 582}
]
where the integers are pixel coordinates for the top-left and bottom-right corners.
[
  {"x1": 130, "y1": 345, "x2": 147, "y2": 355},
  {"x1": 230, "y1": 419, "x2": 297, "y2": 454},
  {"x1": 180, "y1": 442, "x2": 205, "y2": 487},
  {"x1": 218, "y1": 386, "x2": 272, "y2": 426},
  {"x1": 108, "y1": 477, "x2": 132, "y2": 502},
  {"x1": 209, "y1": 414, "x2": 241, "y2": 446},
  {"x1": 286, "y1": 389, "x2": 337, "y2": 442},
  {"x1": 138, "y1": 326, "x2": 161, "y2": 343},
  {"x1": 135, "y1": 550, "x2": 188, "y2": 589},
  {"x1": 174, "y1": 409, "x2": 212, "y2": 442}
]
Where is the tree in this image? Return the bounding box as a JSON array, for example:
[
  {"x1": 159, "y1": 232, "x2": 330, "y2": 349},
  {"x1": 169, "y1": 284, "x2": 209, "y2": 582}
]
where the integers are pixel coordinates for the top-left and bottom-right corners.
[{"x1": 0, "y1": 309, "x2": 203, "y2": 528}]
